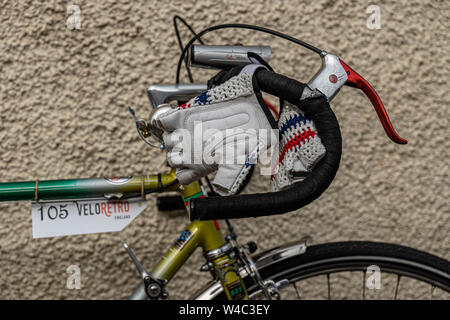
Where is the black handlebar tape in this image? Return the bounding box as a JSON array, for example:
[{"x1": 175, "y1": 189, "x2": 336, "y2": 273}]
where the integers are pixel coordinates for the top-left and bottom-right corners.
[
  {"x1": 254, "y1": 69, "x2": 307, "y2": 104},
  {"x1": 157, "y1": 196, "x2": 186, "y2": 211},
  {"x1": 189, "y1": 70, "x2": 342, "y2": 221}
]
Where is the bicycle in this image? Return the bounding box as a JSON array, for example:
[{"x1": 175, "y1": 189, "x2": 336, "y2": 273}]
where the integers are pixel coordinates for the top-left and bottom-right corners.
[{"x1": 0, "y1": 17, "x2": 448, "y2": 300}]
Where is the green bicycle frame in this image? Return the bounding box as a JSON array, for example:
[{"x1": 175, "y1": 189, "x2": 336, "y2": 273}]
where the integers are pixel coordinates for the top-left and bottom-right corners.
[{"x1": 0, "y1": 169, "x2": 248, "y2": 300}]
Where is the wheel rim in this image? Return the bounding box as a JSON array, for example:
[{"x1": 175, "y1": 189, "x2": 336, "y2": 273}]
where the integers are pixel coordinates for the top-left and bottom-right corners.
[{"x1": 245, "y1": 255, "x2": 450, "y2": 300}]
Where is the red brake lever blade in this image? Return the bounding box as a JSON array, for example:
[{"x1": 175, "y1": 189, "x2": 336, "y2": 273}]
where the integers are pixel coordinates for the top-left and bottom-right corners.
[{"x1": 339, "y1": 59, "x2": 407, "y2": 144}]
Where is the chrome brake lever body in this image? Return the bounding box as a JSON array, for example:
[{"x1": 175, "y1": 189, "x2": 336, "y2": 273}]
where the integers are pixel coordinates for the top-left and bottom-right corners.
[{"x1": 303, "y1": 51, "x2": 348, "y2": 102}]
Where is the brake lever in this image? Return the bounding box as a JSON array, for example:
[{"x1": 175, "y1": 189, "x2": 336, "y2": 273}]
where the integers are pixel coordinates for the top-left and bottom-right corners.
[
  {"x1": 306, "y1": 52, "x2": 407, "y2": 145},
  {"x1": 339, "y1": 59, "x2": 407, "y2": 144}
]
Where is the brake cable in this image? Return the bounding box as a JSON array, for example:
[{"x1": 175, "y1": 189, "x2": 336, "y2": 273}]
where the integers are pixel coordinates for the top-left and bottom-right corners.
[{"x1": 173, "y1": 15, "x2": 205, "y2": 83}]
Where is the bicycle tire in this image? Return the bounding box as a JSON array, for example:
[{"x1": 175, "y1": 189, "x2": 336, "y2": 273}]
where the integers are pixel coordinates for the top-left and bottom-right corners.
[{"x1": 212, "y1": 241, "x2": 450, "y2": 299}]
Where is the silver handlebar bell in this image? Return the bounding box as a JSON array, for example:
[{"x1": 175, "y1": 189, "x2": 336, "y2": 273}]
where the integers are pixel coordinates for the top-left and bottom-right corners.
[{"x1": 189, "y1": 45, "x2": 271, "y2": 69}]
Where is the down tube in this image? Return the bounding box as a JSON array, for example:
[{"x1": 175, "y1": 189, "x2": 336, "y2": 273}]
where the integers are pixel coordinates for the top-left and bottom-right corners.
[{"x1": 149, "y1": 219, "x2": 225, "y2": 282}]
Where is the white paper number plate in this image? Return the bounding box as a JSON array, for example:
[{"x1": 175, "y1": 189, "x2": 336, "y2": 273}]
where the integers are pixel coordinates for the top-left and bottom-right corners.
[{"x1": 31, "y1": 198, "x2": 147, "y2": 238}]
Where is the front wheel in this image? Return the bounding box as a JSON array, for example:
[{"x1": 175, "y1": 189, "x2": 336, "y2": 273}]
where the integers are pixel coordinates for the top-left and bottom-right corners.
[{"x1": 213, "y1": 241, "x2": 450, "y2": 300}]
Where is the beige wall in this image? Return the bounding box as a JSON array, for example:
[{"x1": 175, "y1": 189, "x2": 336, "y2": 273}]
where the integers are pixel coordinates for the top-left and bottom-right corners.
[{"x1": 0, "y1": 0, "x2": 448, "y2": 299}]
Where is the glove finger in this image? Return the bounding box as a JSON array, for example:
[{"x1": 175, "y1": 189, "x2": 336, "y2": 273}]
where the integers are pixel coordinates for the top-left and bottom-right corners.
[
  {"x1": 166, "y1": 149, "x2": 190, "y2": 168},
  {"x1": 176, "y1": 168, "x2": 201, "y2": 186},
  {"x1": 163, "y1": 132, "x2": 186, "y2": 151},
  {"x1": 212, "y1": 163, "x2": 246, "y2": 195},
  {"x1": 176, "y1": 165, "x2": 216, "y2": 185},
  {"x1": 157, "y1": 108, "x2": 187, "y2": 132}
]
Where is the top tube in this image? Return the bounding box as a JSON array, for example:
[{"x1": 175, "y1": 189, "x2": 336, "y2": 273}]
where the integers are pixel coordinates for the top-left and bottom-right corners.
[{"x1": 0, "y1": 170, "x2": 180, "y2": 202}]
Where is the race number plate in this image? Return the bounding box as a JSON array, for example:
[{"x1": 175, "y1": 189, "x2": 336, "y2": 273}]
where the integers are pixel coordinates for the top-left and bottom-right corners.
[{"x1": 31, "y1": 198, "x2": 146, "y2": 238}]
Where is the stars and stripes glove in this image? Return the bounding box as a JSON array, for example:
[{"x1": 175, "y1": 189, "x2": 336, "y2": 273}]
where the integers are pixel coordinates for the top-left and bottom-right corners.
[{"x1": 271, "y1": 103, "x2": 326, "y2": 191}]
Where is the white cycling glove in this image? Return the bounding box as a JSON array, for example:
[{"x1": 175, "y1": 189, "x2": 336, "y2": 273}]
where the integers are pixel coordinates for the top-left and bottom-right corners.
[{"x1": 157, "y1": 64, "x2": 277, "y2": 195}]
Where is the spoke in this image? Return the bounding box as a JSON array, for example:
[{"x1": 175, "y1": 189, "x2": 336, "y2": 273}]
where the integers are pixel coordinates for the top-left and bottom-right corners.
[
  {"x1": 429, "y1": 285, "x2": 436, "y2": 300},
  {"x1": 292, "y1": 282, "x2": 302, "y2": 300},
  {"x1": 393, "y1": 275, "x2": 401, "y2": 300},
  {"x1": 327, "y1": 273, "x2": 331, "y2": 300},
  {"x1": 362, "y1": 271, "x2": 366, "y2": 300}
]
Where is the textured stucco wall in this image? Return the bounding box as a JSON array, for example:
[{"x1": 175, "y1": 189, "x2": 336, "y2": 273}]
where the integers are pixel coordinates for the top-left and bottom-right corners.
[{"x1": 0, "y1": 0, "x2": 448, "y2": 299}]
